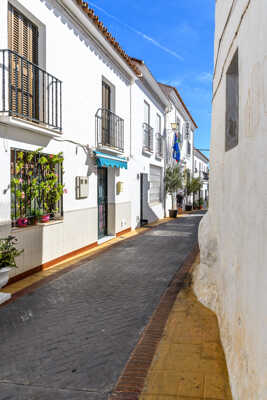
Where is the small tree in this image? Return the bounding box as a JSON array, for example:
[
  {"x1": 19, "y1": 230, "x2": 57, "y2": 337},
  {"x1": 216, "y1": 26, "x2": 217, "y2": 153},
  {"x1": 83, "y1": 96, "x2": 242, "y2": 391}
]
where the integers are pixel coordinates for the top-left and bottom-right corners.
[
  {"x1": 164, "y1": 165, "x2": 183, "y2": 209},
  {"x1": 184, "y1": 170, "x2": 202, "y2": 206}
]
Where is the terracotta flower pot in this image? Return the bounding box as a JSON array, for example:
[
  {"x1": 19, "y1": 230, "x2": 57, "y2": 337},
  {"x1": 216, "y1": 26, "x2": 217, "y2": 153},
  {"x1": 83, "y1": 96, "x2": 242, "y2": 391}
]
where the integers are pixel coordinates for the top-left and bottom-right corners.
[{"x1": 40, "y1": 214, "x2": 50, "y2": 223}]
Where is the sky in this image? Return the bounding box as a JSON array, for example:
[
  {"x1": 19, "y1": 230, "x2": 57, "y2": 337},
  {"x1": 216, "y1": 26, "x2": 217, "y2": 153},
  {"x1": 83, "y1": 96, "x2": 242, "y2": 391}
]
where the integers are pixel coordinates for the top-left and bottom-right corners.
[{"x1": 86, "y1": 0, "x2": 215, "y2": 158}]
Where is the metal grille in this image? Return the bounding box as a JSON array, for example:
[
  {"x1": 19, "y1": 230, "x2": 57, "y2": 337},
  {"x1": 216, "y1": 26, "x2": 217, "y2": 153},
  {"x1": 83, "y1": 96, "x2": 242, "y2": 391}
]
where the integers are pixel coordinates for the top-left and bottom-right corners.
[
  {"x1": 143, "y1": 122, "x2": 153, "y2": 153},
  {"x1": 156, "y1": 133, "x2": 163, "y2": 158},
  {"x1": 0, "y1": 49, "x2": 62, "y2": 131},
  {"x1": 149, "y1": 165, "x2": 162, "y2": 203},
  {"x1": 187, "y1": 141, "x2": 191, "y2": 156},
  {"x1": 95, "y1": 108, "x2": 124, "y2": 152},
  {"x1": 10, "y1": 148, "x2": 63, "y2": 225}
]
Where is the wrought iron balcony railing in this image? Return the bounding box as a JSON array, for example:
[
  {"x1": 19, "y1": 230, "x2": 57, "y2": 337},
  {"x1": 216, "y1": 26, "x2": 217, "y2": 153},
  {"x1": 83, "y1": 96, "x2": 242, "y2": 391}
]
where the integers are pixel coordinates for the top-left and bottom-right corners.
[
  {"x1": 187, "y1": 141, "x2": 191, "y2": 156},
  {"x1": 143, "y1": 122, "x2": 153, "y2": 153},
  {"x1": 0, "y1": 49, "x2": 62, "y2": 132},
  {"x1": 156, "y1": 132, "x2": 163, "y2": 158},
  {"x1": 95, "y1": 108, "x2": 124, "y2": 152},
  {"x1": 202, "y1": 171, "x2": 209, "y2": 181}
]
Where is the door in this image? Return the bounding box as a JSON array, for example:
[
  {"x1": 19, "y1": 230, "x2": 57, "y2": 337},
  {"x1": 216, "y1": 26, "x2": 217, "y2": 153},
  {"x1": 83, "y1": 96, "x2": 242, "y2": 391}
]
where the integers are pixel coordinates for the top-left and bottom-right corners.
[
  {"x1": 98, "y1": 167, "x2": 108, "y2": 239},
  {"x1": 8, "y1": 4, "x2": 39, "y2": 120},
  {"x1": 140, "y1": 173, "x2": 148, "y2": 226},
  {"x1": 102, "y1": 81, "x2": 111, "y2": 145}
]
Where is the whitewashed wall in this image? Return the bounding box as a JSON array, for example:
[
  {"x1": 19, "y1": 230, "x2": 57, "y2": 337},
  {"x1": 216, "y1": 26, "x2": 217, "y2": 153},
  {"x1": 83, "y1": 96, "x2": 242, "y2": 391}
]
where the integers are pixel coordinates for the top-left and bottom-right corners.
[
  {"x1": 193, "y1": 152, "x2": 209, "y2": 203},
  {"x1": 130, "y1": 81, "x2": 166, "y2": 227},
  {"x1": 194, "y1": 0, "x2": 267, "y2": 398},
  {"x1": 0, "y1": 0, "x2": 134, "y2": 276},
  {"x1": 165, "y1": 96, "x2": 195, "y2": 212}
]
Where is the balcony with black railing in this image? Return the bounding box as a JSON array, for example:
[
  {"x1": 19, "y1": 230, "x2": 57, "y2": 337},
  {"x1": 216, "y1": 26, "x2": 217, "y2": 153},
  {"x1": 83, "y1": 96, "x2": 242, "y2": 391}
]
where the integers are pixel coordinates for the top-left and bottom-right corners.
[
  {"x1": 202, "y1": 171, "x2": 209, "y2": 181},
  {"x1": 143, "y1": 122, "x2": 153, "y2": 154},
  {"x1": 95, "y1": 108, "x2": 124, "y2": 153},
  {"x1": 0, "y1": 49, "x2": 62, "y2": 132}
]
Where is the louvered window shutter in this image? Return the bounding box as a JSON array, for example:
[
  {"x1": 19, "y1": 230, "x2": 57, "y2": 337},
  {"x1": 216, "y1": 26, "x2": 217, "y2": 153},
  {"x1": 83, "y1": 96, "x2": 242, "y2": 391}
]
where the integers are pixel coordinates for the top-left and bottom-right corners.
[{"x1": 8, "y1": 4, "x2": 39, "y2": 119}]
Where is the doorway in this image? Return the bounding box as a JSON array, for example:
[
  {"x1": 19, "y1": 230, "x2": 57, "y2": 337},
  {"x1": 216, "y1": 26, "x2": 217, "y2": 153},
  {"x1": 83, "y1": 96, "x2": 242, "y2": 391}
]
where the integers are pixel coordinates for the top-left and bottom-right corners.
[{"x1": 97, "y1": 167, "x2": 108, "y2": 239}]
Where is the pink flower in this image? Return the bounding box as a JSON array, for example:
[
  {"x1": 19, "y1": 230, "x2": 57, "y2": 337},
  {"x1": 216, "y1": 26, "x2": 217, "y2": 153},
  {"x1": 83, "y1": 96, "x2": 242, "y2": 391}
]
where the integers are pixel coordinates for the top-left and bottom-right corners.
[
  {"x1": 63, "y1": 188, "x2": 68, "y2": 194},
  {"x1": 21, "y1": 192, "x2": 25, "y2": 199},
  {"x1": 19, "y1": 178, "x2": 23, "y2": 184},
  {"x1": 49, "y1": 155, "x2": 53, "y2": 159}
]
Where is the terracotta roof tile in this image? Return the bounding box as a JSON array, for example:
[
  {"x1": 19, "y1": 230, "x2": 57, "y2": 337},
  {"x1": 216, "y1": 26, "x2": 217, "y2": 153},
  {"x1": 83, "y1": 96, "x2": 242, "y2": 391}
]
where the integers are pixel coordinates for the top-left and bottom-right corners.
[{"x1": 75, "y1": 1, "x2": 142, "y2": 77}]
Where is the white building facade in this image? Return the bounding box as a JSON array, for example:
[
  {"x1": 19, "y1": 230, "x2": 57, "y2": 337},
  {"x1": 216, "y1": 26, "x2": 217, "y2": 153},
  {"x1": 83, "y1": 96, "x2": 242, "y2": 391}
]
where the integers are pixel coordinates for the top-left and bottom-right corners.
[
  {"x1": 193, "y1": 148, "x2": 209, "y2": 207},
  {"x1": 0, "y1": 0, "x2": 196, "y2": 283},
  {"x1": 0, "y1": 0, "x2": 139, "y2": 280},
  {"x1": 194, "y1": 0, "x2": 267, "y2": 398},
  {"x1": 159, "y1": 83, "x2": 197, "y2": 211}
]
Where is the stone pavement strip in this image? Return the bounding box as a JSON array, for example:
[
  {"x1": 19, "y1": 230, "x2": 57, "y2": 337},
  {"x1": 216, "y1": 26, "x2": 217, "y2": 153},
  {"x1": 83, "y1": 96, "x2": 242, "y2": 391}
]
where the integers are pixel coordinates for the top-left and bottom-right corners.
[
  {"x1": 0, "y1": 214, "x2": 202, "y2": 400},
  {"x1": 138, "y1": 255, "x2": 232, "y2": 400}
]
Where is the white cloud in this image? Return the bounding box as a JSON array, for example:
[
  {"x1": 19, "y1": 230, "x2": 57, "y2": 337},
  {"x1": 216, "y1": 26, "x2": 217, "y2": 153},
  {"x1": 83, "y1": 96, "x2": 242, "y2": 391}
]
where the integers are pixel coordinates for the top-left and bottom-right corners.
[
  {"x1": 197, "y1": 72, "x2": 213, "y2": 82},
  {"x1": 88, "y1": 1, "x2": 184, "y2": 61}
]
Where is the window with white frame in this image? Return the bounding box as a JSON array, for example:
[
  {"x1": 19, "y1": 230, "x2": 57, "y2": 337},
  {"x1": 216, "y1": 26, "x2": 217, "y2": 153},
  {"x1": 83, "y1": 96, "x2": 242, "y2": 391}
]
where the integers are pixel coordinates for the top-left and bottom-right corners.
[
  {"x1": 143, "y1": 101, "x2": 153, "y2": 152},
  {"x1": 144, "y1": 101, "x2": 150, "y2": 125},
  {"x1": 156, "y1": 114, "x2": 161, "y2": 133},
  {"x1": 149, "y1": 165, "x2": 162, "y2": 203}
]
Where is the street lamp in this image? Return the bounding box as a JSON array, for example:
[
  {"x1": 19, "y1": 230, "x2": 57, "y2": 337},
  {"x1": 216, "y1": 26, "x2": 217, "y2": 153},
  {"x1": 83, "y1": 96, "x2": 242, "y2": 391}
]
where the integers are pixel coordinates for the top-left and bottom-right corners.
[{"x1": 171, "y1": 122, "x2": 178, "y2": 131}]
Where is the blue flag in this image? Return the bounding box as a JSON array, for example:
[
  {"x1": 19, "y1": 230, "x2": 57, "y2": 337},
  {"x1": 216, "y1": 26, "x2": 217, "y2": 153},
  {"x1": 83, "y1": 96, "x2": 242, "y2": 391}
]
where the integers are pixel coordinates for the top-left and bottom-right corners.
[{"x1": 172, "y1": 133, "x2": 180, "y2": 163}]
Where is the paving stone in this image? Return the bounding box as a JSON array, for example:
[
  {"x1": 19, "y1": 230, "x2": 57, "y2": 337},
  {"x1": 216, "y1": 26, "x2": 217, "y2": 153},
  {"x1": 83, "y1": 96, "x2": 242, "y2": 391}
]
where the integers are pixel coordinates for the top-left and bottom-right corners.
[{"x1": 0, "y1": 215, "x2": 202, "y2": 400}]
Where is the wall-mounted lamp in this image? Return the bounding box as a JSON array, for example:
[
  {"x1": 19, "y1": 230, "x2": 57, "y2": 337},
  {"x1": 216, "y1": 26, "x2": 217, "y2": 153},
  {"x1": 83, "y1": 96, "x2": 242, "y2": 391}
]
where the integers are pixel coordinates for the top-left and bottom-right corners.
[
  {"x1": 117, "y1": 181, "x2": 124, "y2": 195},
  {"x1": 171, "y1": 122, "x2": 178, "y2": 131}
]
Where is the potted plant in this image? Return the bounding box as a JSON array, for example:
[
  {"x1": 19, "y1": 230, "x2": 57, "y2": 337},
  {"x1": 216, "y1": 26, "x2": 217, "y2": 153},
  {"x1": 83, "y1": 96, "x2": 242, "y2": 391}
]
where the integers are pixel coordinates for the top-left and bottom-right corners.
[
  {"x1": 184, "y1": 172, "x2": 202, "y2": 211},
  {"x1": 0, "y1": 236, "x2": 23, "y2": 304},
  {"x1": 11, "y1": 149, "x2": 64, "y2": 225},
  {"x1": 165, "y1": 165, "x2": 183, "y2": 218}
]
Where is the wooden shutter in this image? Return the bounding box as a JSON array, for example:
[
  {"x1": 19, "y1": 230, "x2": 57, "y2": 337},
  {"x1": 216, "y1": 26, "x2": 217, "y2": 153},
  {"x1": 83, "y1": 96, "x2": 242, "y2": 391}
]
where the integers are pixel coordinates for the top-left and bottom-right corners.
[{"x1": 8, "y1": 4, "x2": 39, "y2": 120}]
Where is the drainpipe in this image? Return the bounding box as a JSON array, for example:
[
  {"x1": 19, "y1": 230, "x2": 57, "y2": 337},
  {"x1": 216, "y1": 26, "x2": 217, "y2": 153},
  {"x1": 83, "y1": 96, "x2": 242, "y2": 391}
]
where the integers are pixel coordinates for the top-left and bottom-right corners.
[
  {"x1": 163, "y1": 108, "x2": 168, "y2": 218},
  {"x1": 130, "y1": 83, "x2": 133, "y2": 158}
]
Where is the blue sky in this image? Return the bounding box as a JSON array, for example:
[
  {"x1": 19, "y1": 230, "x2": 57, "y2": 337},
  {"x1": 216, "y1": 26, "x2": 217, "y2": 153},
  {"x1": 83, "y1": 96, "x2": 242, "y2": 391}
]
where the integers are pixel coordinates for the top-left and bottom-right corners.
[{"x1": 86, "y1": 0, "x2": 215, "y2": 157}]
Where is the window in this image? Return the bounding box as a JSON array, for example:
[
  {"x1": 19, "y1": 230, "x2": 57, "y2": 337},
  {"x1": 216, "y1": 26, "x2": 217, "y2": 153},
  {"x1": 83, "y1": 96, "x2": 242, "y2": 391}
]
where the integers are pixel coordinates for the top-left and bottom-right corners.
[
  {"x1": 187, "y1": 140, "x2": 191, "y2": 156},
  {"x1": 11, "y1": 148, "x2": 63, "y2": 225},
  {"x1": 143, "y1": 101, "x2": 153, "y2": 152},
  {"x1": 156, "y1": 114, "x2": 161, "y2": 133},
  {"x1": 8, "y1": 3, "x2": 39, "y2": 120},
  {"x1": 184, "y1": 121, "x2": 190, "y2": 139},
  {"x1": 177, "y1": 117, "x2": 182, "y2": 143},
  {"x1": 150, "y1": 165, "x2": 162, "y2": 203},
  {"x1": 144, "y1": 101, "x2": 150, "y2": 125},
  {"x1": 226, "y1": 50, "x2": 239, "y2": 151}
]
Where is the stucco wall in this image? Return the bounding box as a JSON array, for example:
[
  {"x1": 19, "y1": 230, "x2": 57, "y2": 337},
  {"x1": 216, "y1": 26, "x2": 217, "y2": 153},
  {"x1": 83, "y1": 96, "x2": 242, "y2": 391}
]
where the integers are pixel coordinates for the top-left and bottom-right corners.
[
  {"x1": 194, "y1": 0, "x2": 267, "y2": 398},
  {"x1": 0, "y1": 0, "x2": 170, "y2": 277},
  {"x1": 130, "y1": 81, "x2": 166, "y2": 226}
]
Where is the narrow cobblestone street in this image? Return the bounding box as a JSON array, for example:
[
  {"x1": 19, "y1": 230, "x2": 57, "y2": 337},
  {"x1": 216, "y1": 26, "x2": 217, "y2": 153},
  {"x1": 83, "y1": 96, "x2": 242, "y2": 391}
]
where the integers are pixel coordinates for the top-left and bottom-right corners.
[{"x1": 0, "y1": 214, "x2": 202, "y2": 400}]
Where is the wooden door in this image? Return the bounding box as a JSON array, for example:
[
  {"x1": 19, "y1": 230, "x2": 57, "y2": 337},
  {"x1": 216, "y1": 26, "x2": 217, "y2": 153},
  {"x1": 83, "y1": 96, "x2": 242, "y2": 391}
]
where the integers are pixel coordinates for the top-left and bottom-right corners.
[{"x1": 8, "y1": 4, "x2": 39, "y2": 120}]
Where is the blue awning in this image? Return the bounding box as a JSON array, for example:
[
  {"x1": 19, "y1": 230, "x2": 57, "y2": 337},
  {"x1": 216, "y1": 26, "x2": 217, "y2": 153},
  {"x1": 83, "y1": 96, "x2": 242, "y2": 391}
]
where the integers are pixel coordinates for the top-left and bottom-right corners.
[{"x1": 94, "y1": 151, "x2": 128, "y2": 169}]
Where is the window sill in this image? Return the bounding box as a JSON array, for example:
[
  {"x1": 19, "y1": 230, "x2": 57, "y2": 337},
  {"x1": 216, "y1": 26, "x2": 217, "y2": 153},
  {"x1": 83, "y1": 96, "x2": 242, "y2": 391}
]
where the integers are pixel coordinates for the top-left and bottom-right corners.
[
  {"x1": 0, "y1": 115, "x2": 62, "y2": 138},
  {"x1": 96, "y1": 144, "x2": 124, "y2": 155},
  {"x1": 155, "y1": 154, "x2": 163, "y2": 161},
  {"x1": 142, "y1": 147, "x2": 153, "y2": 156}
]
